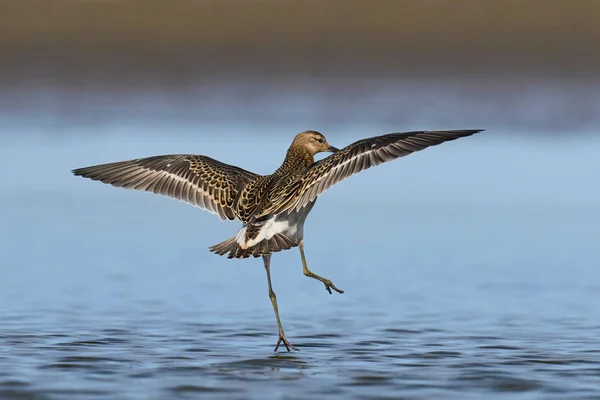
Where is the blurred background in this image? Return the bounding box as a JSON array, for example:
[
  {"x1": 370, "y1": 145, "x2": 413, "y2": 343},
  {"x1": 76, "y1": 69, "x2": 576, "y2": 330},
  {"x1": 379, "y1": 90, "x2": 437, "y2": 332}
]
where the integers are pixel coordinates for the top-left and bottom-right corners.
[
  {"x1": 1, "y1": 1, "x2": 599, "y2": 399},
  {"x1": 2, "y1": 0, "x2": 600, "y2": 131}
]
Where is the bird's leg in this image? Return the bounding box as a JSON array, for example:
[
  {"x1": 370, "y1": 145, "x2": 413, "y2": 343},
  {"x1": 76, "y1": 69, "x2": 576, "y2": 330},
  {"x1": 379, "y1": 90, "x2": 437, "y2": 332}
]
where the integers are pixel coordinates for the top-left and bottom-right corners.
[
  {"x1": 262, "y1": 254, "x2": 298, "y2": 352},
  {"x1": 298, "y1": 241, "x2": 344, "y2": 294}
]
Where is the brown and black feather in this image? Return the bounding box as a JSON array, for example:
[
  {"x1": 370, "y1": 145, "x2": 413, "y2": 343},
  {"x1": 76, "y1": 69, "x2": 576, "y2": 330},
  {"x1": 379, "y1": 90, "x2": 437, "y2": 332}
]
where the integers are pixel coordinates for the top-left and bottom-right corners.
[{"x1": 73, "y1": 129, "x2": 482, "y2": 258}]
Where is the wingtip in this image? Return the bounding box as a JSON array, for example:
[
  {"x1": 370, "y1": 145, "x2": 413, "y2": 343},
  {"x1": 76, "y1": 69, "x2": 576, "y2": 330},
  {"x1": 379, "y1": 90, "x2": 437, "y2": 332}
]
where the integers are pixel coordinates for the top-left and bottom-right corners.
[
  {"x1": 427, "y1": 129, "x2": 484, "y2": 138},
  {"x1": 452, "y1": 129, "x2": 484, "y2": 136},
  {"x1": 428, "y1": 129, "x2": 484, "y2": 136},
  {"x1": 71, "y1": 167, "x2": 86, "y2": 177},
  {"x1": 457, "y1": 129, "x2": 484, "y2": 134}
]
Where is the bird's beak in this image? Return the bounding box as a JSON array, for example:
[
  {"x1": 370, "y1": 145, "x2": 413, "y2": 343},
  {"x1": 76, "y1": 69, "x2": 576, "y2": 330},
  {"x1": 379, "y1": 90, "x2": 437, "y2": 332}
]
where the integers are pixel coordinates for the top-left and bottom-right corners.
[{"x1": 327, "y1": 145, "x2": 339, "y2": 153}]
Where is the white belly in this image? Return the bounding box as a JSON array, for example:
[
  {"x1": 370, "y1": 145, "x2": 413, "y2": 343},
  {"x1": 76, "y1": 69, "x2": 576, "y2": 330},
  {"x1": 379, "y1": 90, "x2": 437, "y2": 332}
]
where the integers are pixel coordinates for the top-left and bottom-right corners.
[
  {"x1": 235, "y1": 217, "x2": 298, "y2": 249},
  {"x1": 235, "y1": 200, "x2": 316, "y2": 250}
]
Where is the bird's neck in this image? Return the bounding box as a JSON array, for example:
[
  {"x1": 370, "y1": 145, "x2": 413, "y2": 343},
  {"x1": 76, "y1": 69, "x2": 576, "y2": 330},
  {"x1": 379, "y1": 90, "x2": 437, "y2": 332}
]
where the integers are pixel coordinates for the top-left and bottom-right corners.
[{"x1": 275, "y1": 146, "x2": 314, "y2": 175}]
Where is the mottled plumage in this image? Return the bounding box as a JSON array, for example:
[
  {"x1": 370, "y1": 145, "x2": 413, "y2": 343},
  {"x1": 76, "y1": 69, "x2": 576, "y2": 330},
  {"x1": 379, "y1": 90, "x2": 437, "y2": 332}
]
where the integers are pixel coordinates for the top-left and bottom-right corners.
[
  {"x1": 73, "y1": 128, "x2": 482, "y2": 351},
  {"x1": 72, "y1": 154, "x2": 257, "y2": 221}
]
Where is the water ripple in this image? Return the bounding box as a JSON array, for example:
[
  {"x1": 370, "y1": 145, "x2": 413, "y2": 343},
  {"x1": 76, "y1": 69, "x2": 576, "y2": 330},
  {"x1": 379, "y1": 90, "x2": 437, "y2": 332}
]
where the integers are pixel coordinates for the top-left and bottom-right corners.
[{"x1": 0, "y1": 319, "x2": 599, "y2": 399}]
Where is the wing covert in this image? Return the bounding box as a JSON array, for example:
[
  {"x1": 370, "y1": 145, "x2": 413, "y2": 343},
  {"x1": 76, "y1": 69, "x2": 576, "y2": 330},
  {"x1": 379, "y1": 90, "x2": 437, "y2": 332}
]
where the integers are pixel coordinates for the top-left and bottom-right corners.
[
  {"x1": 288, "y1": 129, "x2": 482, "y2": 212},
  {"x1": 72, "y1": 154, "x2": 258, "y2": 221}
]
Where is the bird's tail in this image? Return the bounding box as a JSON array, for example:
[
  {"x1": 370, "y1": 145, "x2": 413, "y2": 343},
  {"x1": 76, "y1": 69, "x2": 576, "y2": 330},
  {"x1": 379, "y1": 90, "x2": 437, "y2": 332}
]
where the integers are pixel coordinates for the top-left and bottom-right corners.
[{"x1": 209, "y1": 233, "x2": 296, "y2": 259}]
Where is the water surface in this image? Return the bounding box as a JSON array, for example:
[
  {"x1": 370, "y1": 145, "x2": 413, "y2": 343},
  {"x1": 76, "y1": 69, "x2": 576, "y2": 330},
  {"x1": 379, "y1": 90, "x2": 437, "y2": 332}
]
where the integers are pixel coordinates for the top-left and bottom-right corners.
[{"x1": 1, "y1": 127, "x2": 599, "y2": 399}]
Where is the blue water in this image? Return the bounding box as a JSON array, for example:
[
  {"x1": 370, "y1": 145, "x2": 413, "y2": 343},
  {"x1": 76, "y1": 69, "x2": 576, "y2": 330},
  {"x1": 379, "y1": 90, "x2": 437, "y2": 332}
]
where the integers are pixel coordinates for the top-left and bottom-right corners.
[{"x1": 1, "y1": 124, "x2": 599, "y2": 399}]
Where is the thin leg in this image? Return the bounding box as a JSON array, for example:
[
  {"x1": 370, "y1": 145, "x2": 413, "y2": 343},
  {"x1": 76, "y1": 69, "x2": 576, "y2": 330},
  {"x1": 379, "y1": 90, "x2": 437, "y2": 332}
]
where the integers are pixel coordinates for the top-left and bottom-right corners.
[
  {"x1": 262, "y1": 254, "x2": 298, "y2": 352},
  {"x1": 299, "y1": 241, "x2": 344, "y2": 294}
]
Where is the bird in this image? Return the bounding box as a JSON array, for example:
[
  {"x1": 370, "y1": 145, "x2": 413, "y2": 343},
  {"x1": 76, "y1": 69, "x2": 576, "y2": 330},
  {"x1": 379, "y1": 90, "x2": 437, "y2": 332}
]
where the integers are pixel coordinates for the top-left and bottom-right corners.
[{"x1": 72, "y1": 129, "x2": 482, "y2": 351}]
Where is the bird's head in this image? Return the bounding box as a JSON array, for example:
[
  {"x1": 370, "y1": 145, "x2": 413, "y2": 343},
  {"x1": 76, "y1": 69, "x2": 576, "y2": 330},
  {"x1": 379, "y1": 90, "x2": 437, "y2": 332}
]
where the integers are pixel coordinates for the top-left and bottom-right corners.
[{"x1": 292, "y1": 130, "x2": 339, "y2": 155}]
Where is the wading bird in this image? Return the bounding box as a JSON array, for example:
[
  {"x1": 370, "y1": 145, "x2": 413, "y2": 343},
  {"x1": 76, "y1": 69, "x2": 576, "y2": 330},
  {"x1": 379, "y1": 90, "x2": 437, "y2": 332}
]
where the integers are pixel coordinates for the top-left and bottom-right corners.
[{"x1": 73, "y1": 129, "x2": 481, "y2": 351}]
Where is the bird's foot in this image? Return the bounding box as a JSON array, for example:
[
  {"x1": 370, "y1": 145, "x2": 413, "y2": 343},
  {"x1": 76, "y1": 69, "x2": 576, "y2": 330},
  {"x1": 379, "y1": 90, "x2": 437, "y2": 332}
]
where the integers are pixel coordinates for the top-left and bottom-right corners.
[
  {"x1": 323, "y1": 280, "x2": 344, "y2": 295},
  {"x1": 274, "y1": 333, "x2": 299, "y2": 352}
]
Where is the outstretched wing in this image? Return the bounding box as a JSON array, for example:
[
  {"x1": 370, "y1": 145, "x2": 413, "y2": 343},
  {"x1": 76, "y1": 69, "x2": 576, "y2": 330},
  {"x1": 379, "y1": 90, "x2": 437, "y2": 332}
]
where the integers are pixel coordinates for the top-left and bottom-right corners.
[
  {"x1": 72, "y1": 154, "x2": 259, "y2": 221},
  {"x1": 286, "y1": 129, "x2": 482, "y2": 213}
]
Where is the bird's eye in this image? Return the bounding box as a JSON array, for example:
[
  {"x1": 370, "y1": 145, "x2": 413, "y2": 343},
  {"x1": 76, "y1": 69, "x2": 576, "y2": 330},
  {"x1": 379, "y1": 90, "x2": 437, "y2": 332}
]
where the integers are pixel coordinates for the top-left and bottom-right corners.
[{"x1": 316, "y1": 138, "x2": 324, "y2": 144}]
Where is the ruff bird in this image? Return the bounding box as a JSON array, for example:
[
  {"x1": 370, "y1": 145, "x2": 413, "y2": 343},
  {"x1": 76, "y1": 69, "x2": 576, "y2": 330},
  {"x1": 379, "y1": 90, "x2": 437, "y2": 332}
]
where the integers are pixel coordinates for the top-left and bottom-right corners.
[{"x1": 73, "y1": 129, "x2": 482, "y2": 351}]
